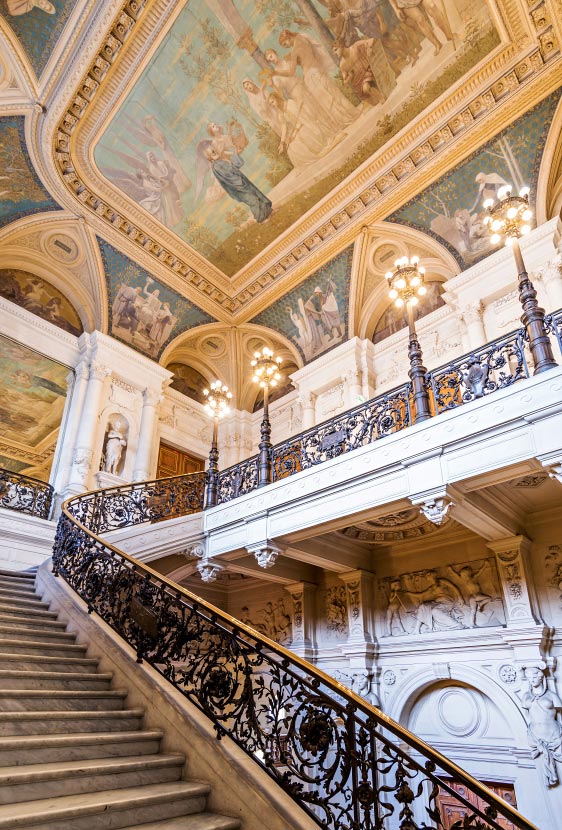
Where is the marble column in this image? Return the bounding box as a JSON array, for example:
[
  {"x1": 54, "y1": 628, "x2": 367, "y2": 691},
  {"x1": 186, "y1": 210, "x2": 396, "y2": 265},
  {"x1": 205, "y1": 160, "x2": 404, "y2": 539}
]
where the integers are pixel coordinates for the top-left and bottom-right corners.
[
  {"x1": 345, "y1": 368, "x2": 362, "y2": 409},
  {"x1": 339, "y1": 570, "x2": 376, "y2": 671},
  {"x1": 66, "y1": 361, "x2": 110, "y2": 493},
  {"x1": 284, "y1": 581, "x2": 317, "y2": 661},
  {"x1": 460, "y1": 302, "x2": 487, "y2": 350},
  {"x1": 52, "y1": 363, "x2": 89, "y2": 504},
  {"x1": 538, "y1": 256, "x2": 562, "y2": 310},
  {"x1": 133, "y1": 388, "x2": 162, "y2": 481},
  {"x1": 299, "y1": 390, "x2": 316, "y2": 430}
]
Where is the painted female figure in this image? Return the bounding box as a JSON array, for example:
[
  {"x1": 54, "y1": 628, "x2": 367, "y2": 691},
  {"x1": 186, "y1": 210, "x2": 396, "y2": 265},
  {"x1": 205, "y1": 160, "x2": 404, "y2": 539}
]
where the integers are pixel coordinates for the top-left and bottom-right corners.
[{"x1": 203, "y1": 147, "x2": 272, "y2": 224}]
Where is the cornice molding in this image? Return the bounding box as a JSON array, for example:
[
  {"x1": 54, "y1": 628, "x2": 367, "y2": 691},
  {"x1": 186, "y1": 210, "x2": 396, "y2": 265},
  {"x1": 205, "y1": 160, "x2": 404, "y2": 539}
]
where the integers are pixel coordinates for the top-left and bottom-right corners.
[{"x1": 40, "y1": 0, "x2": 562, "y2": 321}]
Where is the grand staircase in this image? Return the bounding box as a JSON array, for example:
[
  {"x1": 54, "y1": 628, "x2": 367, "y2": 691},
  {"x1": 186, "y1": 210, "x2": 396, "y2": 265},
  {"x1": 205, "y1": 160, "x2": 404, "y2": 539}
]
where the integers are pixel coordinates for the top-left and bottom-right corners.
[{"x1": 0, "y1": 568, "x2": 242, "y2": 830}]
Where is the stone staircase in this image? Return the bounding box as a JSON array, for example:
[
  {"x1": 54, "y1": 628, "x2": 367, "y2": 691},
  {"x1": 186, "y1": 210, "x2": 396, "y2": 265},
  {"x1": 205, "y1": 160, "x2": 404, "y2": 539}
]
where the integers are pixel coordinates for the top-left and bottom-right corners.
[{"x1": 0, "y1": 568, "x2": 243, "y2": 830}]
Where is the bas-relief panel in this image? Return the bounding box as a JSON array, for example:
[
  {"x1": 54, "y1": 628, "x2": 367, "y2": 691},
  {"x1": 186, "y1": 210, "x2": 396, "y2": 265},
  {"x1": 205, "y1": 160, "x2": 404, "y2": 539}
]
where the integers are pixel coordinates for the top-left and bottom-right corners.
[
  {"x1": 0, "y1": 268, "x2": 83, "y2": 336},
  {"x1": 94, "y1": 0, "x2": 497, "y2": 277},
  {"x1": 238, "y1": 598, "x2": 292, "y2": 645},
  {"x1": 390, "y1": 92, "x2": 561, "y2": 268},
  {"x1": 251, "y1": 246, "x2": 352, "y2": 364},
  {"x1": 0, "y1": 117, "x2": 59, "y2": 227},
  {"x1": 99, "y1": 240, "x2": 216, "y2": 360},
  {"x1": 378, "y1": 558, "x2": 506, "y2": 637},
  {"x1": 0, "y1": 334, "x2": 68, "y2": 480},
  {"x1": 0, "y1": 0, "x2": 79, "y2": 77}
]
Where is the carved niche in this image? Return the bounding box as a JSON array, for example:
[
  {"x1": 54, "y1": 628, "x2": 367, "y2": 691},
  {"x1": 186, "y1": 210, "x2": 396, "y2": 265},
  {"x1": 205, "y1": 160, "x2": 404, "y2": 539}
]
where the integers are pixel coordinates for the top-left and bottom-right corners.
[{"x1": 379, "y1": 558, "x2": 506, "y2": 637}]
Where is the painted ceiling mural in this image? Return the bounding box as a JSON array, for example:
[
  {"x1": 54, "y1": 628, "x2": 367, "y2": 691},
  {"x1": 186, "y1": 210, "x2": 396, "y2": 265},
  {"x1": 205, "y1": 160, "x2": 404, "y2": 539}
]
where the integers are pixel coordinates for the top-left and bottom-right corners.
[
  {"x1": 0, "y1": 116, "x2": 60, "y2": 228},
  {"x1": 0, "y1": 0, "x2": 79, "y2": 78},
  {"x1": 251, "y1": 245, "x2": 352, "y2": 364},
  {"x1": 390, "y1": 91, "x2": 562, "y2": 267},
  {"x1": 94, "y1": 0, "x2": 498, "y2": 277},
  {"x1": 99, "y1": 239, "x2": 216, "y2": 360},
  {"x1": 0, "y1": 268, "x2": 83, "y2": 337},
  {"x1": 168, "y1": 362, "x2": 209, "y2": 404},
  {"x1": 0, "y1": 334, "x2": 68, "y2": 481}
]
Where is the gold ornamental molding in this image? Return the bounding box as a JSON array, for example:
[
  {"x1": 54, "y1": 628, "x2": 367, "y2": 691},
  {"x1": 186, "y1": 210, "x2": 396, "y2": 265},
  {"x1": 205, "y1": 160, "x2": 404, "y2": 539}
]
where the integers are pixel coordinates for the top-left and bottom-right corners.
[{"x1": 52, "y1": 0, "x2": 561, "y2": 321}]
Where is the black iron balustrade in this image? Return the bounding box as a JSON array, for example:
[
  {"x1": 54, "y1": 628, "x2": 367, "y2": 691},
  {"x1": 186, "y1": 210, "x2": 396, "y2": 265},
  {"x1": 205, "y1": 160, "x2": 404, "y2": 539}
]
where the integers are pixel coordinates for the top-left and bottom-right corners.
[
  {"x1": 0, "y1": 468, "x2": 54, "y2": 520},
  {"x1": 216, "y1": 455, "x2": 258, "y2": 505},
  {"x1": 426, "y1": 328, "x2": 529, "y2": 415},
  {"x1": 70, "y1": 471, "x2": 206, "y2": 534},
  {"x1": 54, "y1": 494, "x2": 538, "y2": 830},
  {"x1": 545, "y1": 308, "x2": 562, "y2": 357}
]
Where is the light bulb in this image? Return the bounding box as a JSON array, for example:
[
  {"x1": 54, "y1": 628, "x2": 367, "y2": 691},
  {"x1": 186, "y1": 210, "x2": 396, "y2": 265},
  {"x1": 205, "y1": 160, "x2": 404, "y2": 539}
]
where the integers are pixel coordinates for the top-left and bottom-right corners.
[
  {"x1": 490, "y1": 233, "x2": 501, "y2": 244},
  {"x1": 506, "y1": 207, "x2": 517, "y2": 220},
  {"x1": 410, "y1": 275, "x2": 420, "y2": 287},
  {"x1": 520, "y1": 224, "x2": 531, "y2": 235},
  {"x1": 497, "y1": 185, "x2": 512, "y2": 200},
  {"x1": 410, "y1": 255, "x2": 420, "y2": 266},
  {"x1": 483, "y1": 198, "x2": 494, "y2": 209},
  {"x1": 419, "y1": 266, "x2": 426, "y2": 275},
  {"x1": 385, "y1": 271, "x2": 393, "y2": 281},
  {"x1": 389, "y1": 288, "x2": 398, "y2": 300},
  {"x1": 409, "y1": 296, "x2": 419, "y2": 306},
  {"x1": 395, "y1": 297, "x2": 404, "y2": 308},
  {"x1": 522, "y1": 209, "x2": 532, "y2": 221},
  {"x1": 483, "y1": 215, "x2": 491, "y2": 225},
  {"x1": 254, "y1": 351, "x2": 260, "y2": 359},
  {"x1": 491, "y1": 219, "x2": 502, "y2": 231},
  {"x1": 396, "y1": 277, "x2": 406, "y2": 289},
  {"x1": 203, "y1": 388, "x2": 209, "y2": 396},
  {"x1": 505, "y1": 235, "x2": 514, "y2": 246},
  {"x1": 418, "y1": 285, "x2": 427, "y2": 296},
  {"x1": 519, "y1": 186, "x2": 530, "y2": 198}
]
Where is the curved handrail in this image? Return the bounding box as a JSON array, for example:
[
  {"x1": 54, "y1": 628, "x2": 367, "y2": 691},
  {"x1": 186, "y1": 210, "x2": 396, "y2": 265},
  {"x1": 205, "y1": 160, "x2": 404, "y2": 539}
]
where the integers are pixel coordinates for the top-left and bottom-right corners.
[
  {"x1": 0, "y1": 468, "x2": 54, "y2": 520},
  {"x1": 53, "y1": 474, "x2": 539, "y2": 830}
]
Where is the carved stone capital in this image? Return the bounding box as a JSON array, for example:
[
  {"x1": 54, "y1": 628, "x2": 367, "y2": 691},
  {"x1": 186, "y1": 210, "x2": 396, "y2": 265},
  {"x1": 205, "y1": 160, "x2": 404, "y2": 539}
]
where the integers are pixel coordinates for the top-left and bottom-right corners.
[
  {"x1": 143, "y1": 388, "x2": 162, "y2": 408},
  {"x1": 89, "y1": 361, "x2": 111, "y2": 382},
  {"x1": 460, "y1": 301, "x2": 484, "y2": 326},
  {"x1": 197, "y1": 558, "x2": 223, "y2": 583},
  {"x1": 418, "y1": 496, "x2": 454, "y2": 526},
  {"x1": 247, "y1": 542, "x2": 283, "y2": 569},
  {"x1": 488, "y1": 536, "x2": 539, "y2": 626}
]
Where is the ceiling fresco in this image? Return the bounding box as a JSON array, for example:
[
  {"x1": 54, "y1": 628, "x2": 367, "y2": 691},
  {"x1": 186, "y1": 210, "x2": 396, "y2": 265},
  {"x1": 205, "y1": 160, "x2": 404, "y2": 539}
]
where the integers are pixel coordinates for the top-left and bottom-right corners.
[
  {"x1": 0, "y1": 0, "x2": 79, "y2": 77},
  {"x1": 0, "y1": 116, "x2": 60, "y2": 228},
  {"x1": 94, "y1": 0, "x2": 498, "y2": 278},
  {"x1": 99, "y1": 239, "x2": 216, "y2": 360},
  {"x1": 390, "y1": 91, "x2": 562, "y2": 267},
  {"x1": 0, "y1": 334, "x2": 68, "y2": 481},
  {"x1": 0, "y1": 268, "x2": 83, "y2": 337},
  {"x1": 251, "y1": 245, "x2": 353, "y2": 364}
]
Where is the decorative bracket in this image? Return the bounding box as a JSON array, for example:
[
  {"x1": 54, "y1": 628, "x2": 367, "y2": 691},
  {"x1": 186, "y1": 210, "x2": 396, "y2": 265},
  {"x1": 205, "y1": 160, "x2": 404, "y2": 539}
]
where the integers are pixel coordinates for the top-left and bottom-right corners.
[
  {"x1": 197, "y1": 558, "x2": 223, "y2": 583},
  {"x1": 246, "y1": 542, "x2": 283, "y2": 569},
  {"x1": 418, "y1": 496, "x2": 454, "y2": 525}
]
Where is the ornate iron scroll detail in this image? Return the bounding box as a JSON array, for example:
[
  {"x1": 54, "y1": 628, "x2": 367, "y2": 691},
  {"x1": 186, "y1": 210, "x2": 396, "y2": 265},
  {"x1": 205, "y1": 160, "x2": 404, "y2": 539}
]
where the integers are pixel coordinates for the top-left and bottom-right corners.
[
  {"x1": 70, "y1": 472, "x2": 206, "y2": 534},
  {"x1": 53, "y1": 496, "x2": 537, "y2": 830},
  {"x1": 0, "y1": 469, "x2": 54, "y2": 520},
  {"x1": 427, "y1": 329, "x2": 530, "y2": 415},
  {"x1": 217, "y1": 455, "x2": 259, "y2": 505},
  {"x1": 545, "y1": 309, "x2": 562, "y2": 358}
]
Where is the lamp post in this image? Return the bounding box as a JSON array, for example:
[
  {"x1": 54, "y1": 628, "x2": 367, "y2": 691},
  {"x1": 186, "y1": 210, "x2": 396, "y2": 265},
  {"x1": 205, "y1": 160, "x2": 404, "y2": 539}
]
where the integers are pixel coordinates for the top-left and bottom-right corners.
[
  {"x1": 386, "y1": 256, "x2": 433, "y2": 423},
  {"x1": 251, "y1": 346, "x2": 282, "y2": 487},
  {"x1": 203, "y1": 380, "x2": 232, "y2": 508},
  {"x1": 483, "y1": 185, "x2": 557, "y2": 374}
]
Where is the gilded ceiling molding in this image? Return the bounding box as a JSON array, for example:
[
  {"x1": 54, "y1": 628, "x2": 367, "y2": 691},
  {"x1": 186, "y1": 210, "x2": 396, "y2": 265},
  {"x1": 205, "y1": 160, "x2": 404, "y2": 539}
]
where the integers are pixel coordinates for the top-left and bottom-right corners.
[{"x1": 50, "y1": 0, "x2": 561, "y2": 322}]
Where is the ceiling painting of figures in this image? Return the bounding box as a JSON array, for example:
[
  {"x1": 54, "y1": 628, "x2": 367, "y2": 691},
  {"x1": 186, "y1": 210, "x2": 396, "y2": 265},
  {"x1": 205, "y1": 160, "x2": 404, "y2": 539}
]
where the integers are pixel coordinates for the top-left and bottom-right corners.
[
  {"x1": 0, "y1": 269, "x2": 83, "y2": 337},
  {"x1": 0, "y1": 335, "x2": 68, "y2": 481},
  {"x1": 0, "y1": 116, "x2": 60, "y2": 227},
  {"x1": 0, "y1": 0, "x2": 80, "y2": 78},
  {"x1": 100, "y1": 240, "x2": 216, "y2": 360},
  {"x1": 390, "y1": 91, "x2": 561, "y2": 267},
  {"x1": 94, "y1": 0, "x2": 498, "y2": 278}
]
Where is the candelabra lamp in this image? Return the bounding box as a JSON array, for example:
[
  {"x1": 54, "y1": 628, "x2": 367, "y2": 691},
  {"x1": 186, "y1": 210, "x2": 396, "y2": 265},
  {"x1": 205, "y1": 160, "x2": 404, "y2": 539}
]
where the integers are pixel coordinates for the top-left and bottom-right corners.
[
  {"x1": 251, "y1": 346, "x2": 282, "y2": 487},
  {"x1": 203, "y1": 380, "x2": 232, "y2": 508},
  {"x1": 483, "y1": 185, "x2": 557, "y2": 374},
  {"x1": 386, "y1": 256, "x2": 432, "y2": 422}
]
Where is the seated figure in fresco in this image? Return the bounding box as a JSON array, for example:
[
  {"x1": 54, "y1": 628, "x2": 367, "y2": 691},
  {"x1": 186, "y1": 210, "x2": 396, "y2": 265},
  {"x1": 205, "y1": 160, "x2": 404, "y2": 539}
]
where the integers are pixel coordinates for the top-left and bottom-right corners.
[{"x1": 7, "y1": 0, "x2": 54, "y2": 14}]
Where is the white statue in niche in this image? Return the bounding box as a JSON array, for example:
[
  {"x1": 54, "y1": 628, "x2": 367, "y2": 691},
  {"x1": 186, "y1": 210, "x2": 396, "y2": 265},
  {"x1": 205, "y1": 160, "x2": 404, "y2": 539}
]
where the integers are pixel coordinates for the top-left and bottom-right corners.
[
  {"x1": 101, "y1": 418, "x2": 128, "y2": 476},
  {"x1": 520, "y1": 664, "x2": 562, "y2": 787}
]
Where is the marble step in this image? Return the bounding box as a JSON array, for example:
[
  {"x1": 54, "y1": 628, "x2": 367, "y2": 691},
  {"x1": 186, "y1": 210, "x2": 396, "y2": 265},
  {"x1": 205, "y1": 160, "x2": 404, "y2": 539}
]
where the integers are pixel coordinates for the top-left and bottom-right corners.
[
  {"x1": 0, "y1": 753, "x2": 185, "y2": 805},
  {"x1": 0, "y1": 669, "x2": 113, "y2": 690},
  {"x1": 0, "y1": 613, "x2": 67, "y2": 631},
  {"x1": 0, "y1": 688, "x2": 128, "y2": 711},
  {"x1": 119, "y1": 815, "x2": 241, "y2": 830},
  {"x1": 0, "y1": 652, "x2": 99, "y2": 673},
  {"x1": 0, "y1": 780, "x2": 210, "y2": 830},
  {"x1": 0, "y1": 603, "x2": 58, "y2": 620},
  {"x1": 0, "y1": 638, "x2": 88, "y2": 657},
  {"x1": 0, "y1": 581, "x2": 38, "y2": 596},
  {"x1": 0, "y1": 569, "x2": 35, "y2": 581},
  {"x1": 0, "y1": 729, "x2": 164, "y2": 765},
  {"x1": 0, "y1": 708, "x2": 144, "y2": 736},
  {"x1": 0, "y1": 625, "x2": 77, "y2": 644},
  {"x1": 0, "y1": 593, "x2": 51, "y2": 610}
]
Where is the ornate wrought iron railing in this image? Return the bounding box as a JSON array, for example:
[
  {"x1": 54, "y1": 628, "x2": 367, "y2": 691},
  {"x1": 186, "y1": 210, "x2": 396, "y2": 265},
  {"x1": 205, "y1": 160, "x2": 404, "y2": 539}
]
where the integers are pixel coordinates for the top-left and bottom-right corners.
[
  {"x1": 0, "y1": 468, "x2": 54, "y2": 520},
  {"x1": 546, "y1": 308, "x2": 562, "y2": 356},
  {"x1": 426, "y1": 328, "x2": 529, "y2": 415},
  {"x1": 217, "y1": 382, "x2": 413, "y2": 504},
  {"x1": 54, "y1": 491, "x2": 537, "y2": 830},
  {"x1": 69, "y1": 471, "x2": 206, "y2": 533}
]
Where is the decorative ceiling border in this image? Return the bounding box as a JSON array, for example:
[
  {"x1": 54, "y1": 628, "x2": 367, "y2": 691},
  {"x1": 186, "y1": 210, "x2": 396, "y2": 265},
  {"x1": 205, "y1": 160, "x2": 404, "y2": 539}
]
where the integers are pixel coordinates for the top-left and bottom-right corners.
[{"x1": 52, "y1": 0, "x2": 560, "y2": 320}]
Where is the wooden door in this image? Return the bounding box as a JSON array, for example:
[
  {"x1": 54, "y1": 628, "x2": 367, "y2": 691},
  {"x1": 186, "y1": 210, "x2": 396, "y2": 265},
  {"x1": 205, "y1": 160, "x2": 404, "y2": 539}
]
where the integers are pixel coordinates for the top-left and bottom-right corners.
[
  {"x1": 437, "y1": 781, "x2": 517, "y2": 830},
  {"x1": 156, "y1": 442, "x2": 204, "y2": 478}
]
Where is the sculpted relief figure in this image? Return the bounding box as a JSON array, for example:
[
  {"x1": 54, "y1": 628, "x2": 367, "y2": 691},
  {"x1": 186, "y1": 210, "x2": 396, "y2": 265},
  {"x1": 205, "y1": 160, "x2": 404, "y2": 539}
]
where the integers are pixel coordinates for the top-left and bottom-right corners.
[
  {"x1": 383, "y1": 560, "x2": 505, "y2": 635},
  {"x1": 520, "y1": 665, "x2": 562, "y2": 787}
]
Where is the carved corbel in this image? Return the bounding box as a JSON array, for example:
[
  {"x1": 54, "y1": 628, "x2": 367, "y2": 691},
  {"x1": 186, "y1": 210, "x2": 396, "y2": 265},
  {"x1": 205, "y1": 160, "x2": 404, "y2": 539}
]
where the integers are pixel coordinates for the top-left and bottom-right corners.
[
  {"x1": 246, "y1": 542, "x2": 283, "y2": 569},
  {"x1": 197, "y1": 558, "x2": 223, "y2": 583}
]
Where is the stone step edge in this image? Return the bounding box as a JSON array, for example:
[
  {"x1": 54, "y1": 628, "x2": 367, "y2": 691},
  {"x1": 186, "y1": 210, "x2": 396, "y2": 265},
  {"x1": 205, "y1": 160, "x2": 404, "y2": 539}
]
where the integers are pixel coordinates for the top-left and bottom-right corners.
[
  {"x1": 0, "y1": 780, "x2": 211, "y2": 827},
  {"x1": 0, "y1": 638, "x2": 87, "y2": 651},
  {"x1": 0, "y1": 688, "x2": 127, "y2": 698},
  {"x1": 0, "y1": 615, "x2": 67, "y2": 628},
  {"x1": 0, "y1": 627, "x2": 76, "y2": 640},
  {"x1": 118, "y1": 815, "x2": 241, "y2": 830},
  {"x1": 0, "y1": 729, "x2": 163, "y2": 750},
  {"x1": 0, "y1": 670, "x2": 112, "y2": 682},
  {"x1": 0, "y1": 708, "x2": 144, "y2": 721},
  {"x1": 0, "y1": 652, "x2": 98, "y2": 666},
  {"x1": 0, "y1": 753, "x2": 185, "y2": 784}
]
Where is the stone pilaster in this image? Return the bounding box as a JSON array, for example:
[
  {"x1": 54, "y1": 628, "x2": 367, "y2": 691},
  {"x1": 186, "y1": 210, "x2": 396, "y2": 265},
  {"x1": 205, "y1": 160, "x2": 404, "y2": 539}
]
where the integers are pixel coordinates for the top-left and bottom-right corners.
[
  {"x1": 339, "y1": 570, "x2": 376, "y2": 671},
  {"x1": 284, "y1": 581, "x2": 317, "y2": 661},
  {"x1": 133, "y1": 388, "x2": 162, "y2": 481}
]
